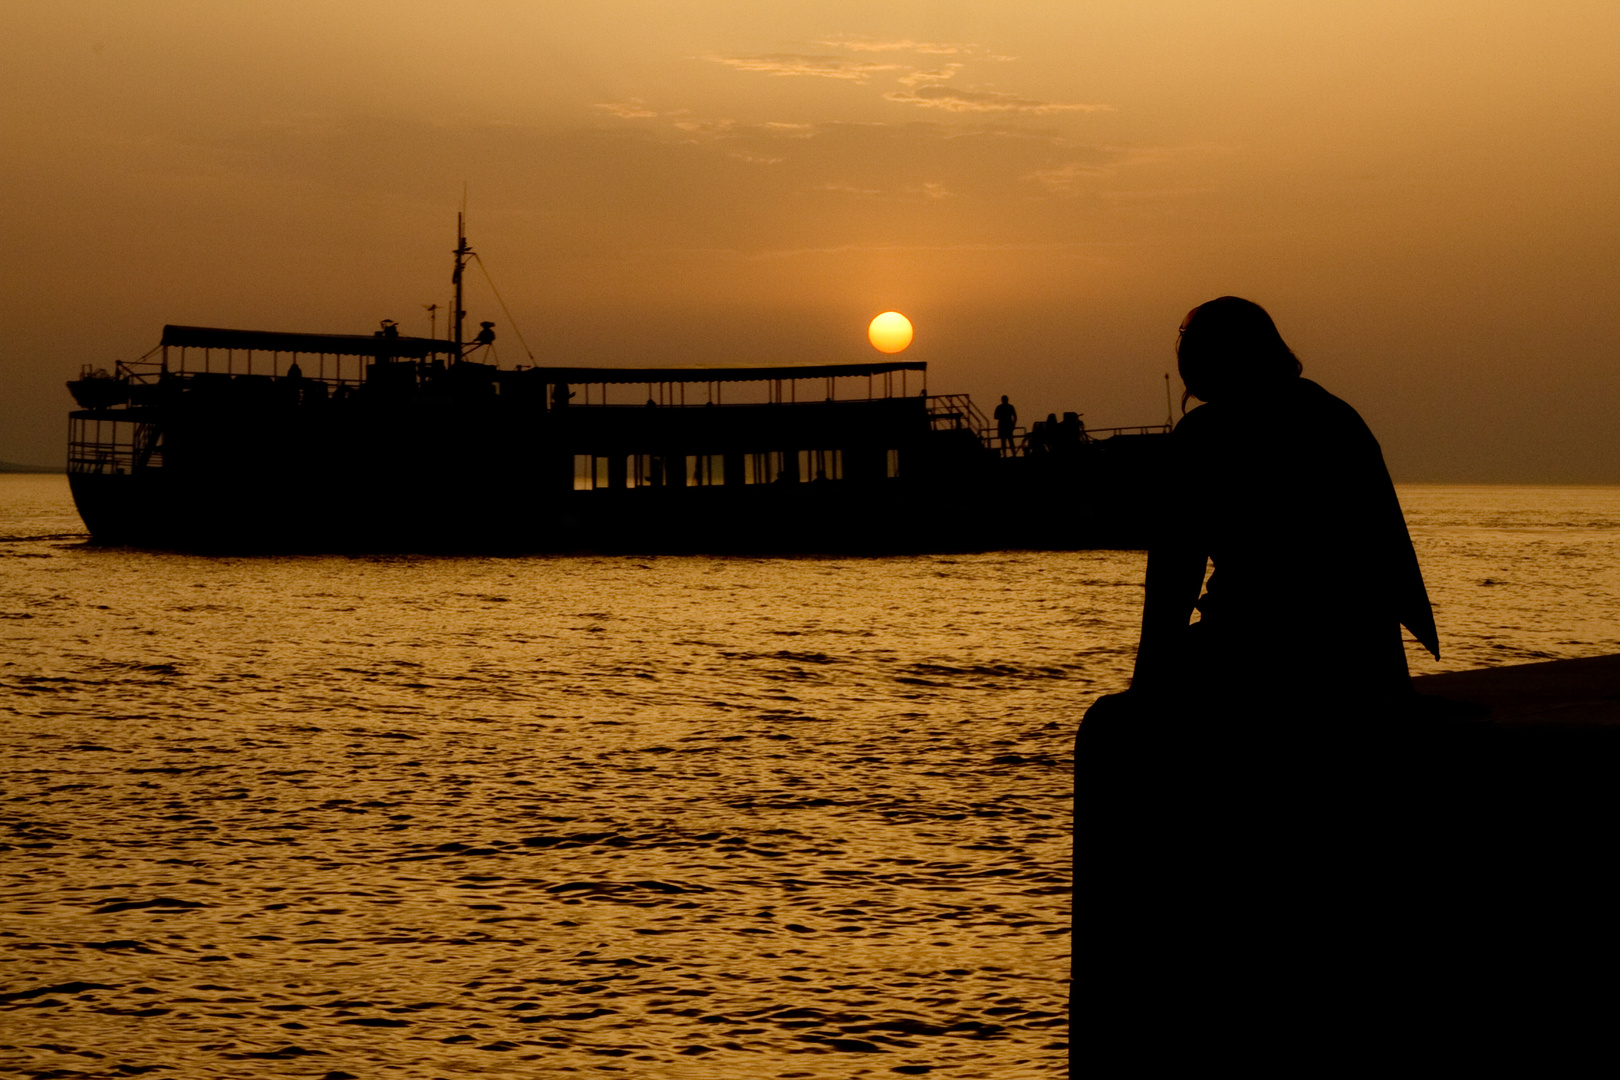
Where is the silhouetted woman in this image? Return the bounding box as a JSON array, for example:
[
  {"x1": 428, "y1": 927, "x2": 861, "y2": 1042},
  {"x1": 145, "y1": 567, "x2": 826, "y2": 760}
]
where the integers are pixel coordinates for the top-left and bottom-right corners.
[
  {"x1": 1114, "y1": 296, "x2": 1437, "y2": 723},
  {"x1": 1072, "y1": 298, "x2": 1444, "y2": 1073}
]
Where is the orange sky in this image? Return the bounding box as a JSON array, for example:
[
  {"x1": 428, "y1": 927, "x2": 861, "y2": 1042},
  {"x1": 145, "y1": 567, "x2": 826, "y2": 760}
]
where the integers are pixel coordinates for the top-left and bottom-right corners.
[{"x1": 4, "y1": 1, "x2": 1617, "y2": 479}]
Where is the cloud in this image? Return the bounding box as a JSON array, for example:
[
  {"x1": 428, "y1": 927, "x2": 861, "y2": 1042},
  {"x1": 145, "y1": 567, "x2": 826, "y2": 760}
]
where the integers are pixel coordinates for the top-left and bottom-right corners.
[
  {"x1": 595, "y1": 101, "x2": 658, "y2": 119},
  {"x1": 1026, "y1": 162, "x2": 1109, "y2": 193},
  {"x1": 886, "y1": 85, "x2": 1110, "y2": 115},
  {"x1": 670, "y1": 116, "x2": 737, "y2": 136},
  {"x1": 1025, "y1": 149, "x2": 1171, "y2": 193},
  {"x1": 897, "y1": 64, "x2": 963, "y2": 88},
  {"x1": 701, "y1": 53, "x2": 898, "y2": 81},
  {"x1": 817, "y1": 38, "x2": 975, "y2": 55},
  {"x1": 761, "y1": 122, "x2": 817, "y2": 138},
  {"x1": 818, "y1": 182, "x2": 883, "y2": 197},
  {"x1": 594, "y1": 97, "x2": 824, "y2": 144},
  {"x1": 813, "y1": 179, "x2": 956, "y2": 201}
]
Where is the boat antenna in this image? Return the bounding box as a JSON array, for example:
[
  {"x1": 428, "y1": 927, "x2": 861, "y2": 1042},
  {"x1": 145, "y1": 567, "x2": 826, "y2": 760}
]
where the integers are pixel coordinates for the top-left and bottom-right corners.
[
  {"x1": 423, "y1": 303, "x2": 438, "y2": 340},
  {"x1": 452, "y1": 212, "x2": 472, "y2": 355}
]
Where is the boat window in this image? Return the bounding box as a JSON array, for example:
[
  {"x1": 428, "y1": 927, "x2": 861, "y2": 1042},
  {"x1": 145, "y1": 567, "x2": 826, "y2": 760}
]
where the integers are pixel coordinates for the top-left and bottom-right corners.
[
  {"x1": 798, "y1": 449, "x2": 843, "y2": 482},
  {"x1": 573, "y1": 455, "x2": 613, "y2": 490},
  {"x1": 686, "y1": 454, "x2": 724, "y2": 487},
  {"x1": 744, "y1": 451, "x2": 784, "y2": 485},
  {"x1": 627, "y1": 454, "x2": 666, "y2": 488},
  {"x1": 886, "y1": 449, "x2": 901, "y2": 478}
]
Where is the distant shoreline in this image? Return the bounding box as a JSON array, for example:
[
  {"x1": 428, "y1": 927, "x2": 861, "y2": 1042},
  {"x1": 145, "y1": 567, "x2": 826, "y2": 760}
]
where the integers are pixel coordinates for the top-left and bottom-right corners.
[{"x1": 0, "y1": 462, "x2": 65, "y2": 474}]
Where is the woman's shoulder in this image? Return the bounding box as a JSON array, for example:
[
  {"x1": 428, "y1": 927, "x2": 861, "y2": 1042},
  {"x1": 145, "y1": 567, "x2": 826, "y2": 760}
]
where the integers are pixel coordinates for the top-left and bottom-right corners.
[
  {"x1": 1293, "y1": 378, "x2": 1378, "y2": 436},
  {"x1": 1171, "y1": 398, "x2": 1227, "y2": 434},
  {"x1": 1296, "y1": 377, "x2": 1348, "y2": 409},
  {"x1": 1172, "y1": 378, "x2": 1378, "y2": 450}
]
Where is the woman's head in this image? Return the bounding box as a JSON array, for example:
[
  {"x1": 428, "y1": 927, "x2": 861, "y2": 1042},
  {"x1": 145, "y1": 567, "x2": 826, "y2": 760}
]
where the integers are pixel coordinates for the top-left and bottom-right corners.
[{"x1": 1176, "y1": 296, "x2": 1301, "y2": 407}]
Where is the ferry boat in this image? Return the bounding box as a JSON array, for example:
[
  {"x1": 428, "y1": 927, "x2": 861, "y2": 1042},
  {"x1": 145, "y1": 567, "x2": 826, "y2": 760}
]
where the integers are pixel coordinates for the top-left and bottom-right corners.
[{"x1": 66, "y1": 225, "x2": 1168, "y2": 553}]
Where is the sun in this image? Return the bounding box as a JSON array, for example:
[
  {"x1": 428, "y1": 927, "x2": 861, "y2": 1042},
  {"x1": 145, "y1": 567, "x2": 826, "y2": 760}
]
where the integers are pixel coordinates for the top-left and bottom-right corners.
[{"x1": 868, "y1": 311, "x2": 914, "y2": 354}]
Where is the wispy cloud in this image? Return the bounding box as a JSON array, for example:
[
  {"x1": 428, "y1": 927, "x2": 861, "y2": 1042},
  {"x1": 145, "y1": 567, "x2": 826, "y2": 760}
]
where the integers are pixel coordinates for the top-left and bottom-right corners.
[
  {"x1": 595, "y1": 100, "x2": 658, "y2": 119},
  {"x1": 1026, "y1": 149, "x2": 1170, "y2": 193},
  {"x1": 897, "y1": 64, "x2": 963, "y2": 88},
  {"x1": 818, "y1": 38, "x2": 1019, "y2": 62},
  {"x1": 701, "y1": 54, "x2": 898, "y2": 81},
  {"x1": 761, "y1": 122, "x2": 817, "y2": 138},
  {"x1": 594, "y1": 101, "x2": 835, "y2": 151},
  {"x1": 811, "y1": 179, "x2": 955, "y2": 202},
  {"x1": 819, "y1": 182, "x2": 883, "y2": 196},
  {"x1": 670, "y1": 116, "x2": 737, "y2": 136},
  {"x1": 885, "y1": 86, "x2": 1110, "y2": 115},
  {"x1": 1026, "y1": 162, "x2": 1110, "y2": 193},
  {"x1": 817, "y1": 38, "x2": 975, "y2": 55}
]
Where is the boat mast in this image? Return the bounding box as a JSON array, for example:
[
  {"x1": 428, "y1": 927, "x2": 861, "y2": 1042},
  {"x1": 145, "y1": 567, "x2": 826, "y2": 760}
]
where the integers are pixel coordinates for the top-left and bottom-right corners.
[{"x1": 452, "y1": 213, "x2": 471, "y2": 356}]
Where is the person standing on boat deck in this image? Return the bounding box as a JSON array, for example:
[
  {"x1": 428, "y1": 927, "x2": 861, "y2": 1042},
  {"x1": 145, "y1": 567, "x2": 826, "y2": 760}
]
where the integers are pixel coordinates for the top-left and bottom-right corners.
[
  {"x1": 993, "y1": 395, "x2": 1017, "y2": 455},
  {"x1": 552, "y1": 382, "x2": 574, "y2": 409}
]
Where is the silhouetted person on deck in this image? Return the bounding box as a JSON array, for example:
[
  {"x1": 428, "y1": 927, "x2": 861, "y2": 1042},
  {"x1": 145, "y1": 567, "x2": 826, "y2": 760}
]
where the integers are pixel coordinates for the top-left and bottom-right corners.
[
  {"x1": 1072, "y1": 297, "x2": 1451, "y2": 1073},
  {"x1": 282, "y1": 359, "x2": 304, "y2": 405},
  {"x1": 993, "y1": 395, "x2": 1017, "y2": 454},
  {"x1": 1029, "y1": 412, "x2": 1058, "y2": 456}
]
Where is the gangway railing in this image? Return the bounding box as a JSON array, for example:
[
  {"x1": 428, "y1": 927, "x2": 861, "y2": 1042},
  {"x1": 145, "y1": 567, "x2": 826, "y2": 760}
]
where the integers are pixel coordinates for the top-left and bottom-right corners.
[
  {"x1": 927, "y1": 394, "x2": 992, "y2": 440},
  {"x1": 1084, "y1": 424, "x2": 1172, "y2": 438}
]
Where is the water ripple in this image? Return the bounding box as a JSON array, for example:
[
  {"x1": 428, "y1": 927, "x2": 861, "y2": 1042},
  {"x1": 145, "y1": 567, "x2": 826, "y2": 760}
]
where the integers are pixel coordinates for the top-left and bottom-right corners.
[{"x1": 5, "y1": 477, "x2": 1620, "y2": 1077}]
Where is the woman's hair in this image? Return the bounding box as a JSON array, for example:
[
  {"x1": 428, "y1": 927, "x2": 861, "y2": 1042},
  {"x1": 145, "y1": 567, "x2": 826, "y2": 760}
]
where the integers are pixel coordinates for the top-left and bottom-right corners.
[{"x1": 1176, "y1": 296, "x2": 1302, "y2": 409}]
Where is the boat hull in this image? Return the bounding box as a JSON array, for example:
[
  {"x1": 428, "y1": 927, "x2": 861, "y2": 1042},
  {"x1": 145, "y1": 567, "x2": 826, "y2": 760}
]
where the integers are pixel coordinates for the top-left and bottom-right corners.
[{"x1": 67, "y1": 450, "x2": 1163, "y2": 555}]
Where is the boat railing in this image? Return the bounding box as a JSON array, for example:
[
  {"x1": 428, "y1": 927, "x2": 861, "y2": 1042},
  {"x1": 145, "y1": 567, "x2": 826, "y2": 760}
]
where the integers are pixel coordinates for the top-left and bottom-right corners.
[
  {"x1": 576, "y1": 397, "x2": 912, "y2": 410},
  {"x1": 1085, "y1": 424, "x2": 1173, "y2": 438},
  {"x1": 117, "y1": 354, "x2": 374, "y2": 390},
  {"x1": 67, "y1": 443, "x2": 156, "y2": 476},
  {"x1": 925, "y1": 390, "x2": 1172, "y2": 459},
  {"x1": 67, "y1": 415, "x2": 163, "y2": 476}
]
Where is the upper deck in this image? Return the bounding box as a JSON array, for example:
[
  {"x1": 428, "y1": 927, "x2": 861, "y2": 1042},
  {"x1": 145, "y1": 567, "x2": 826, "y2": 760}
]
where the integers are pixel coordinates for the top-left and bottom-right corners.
[
  {"x1": 134, "y1": 325, "x2": 924, "y2": 398},
  {"x1": 68, "y1": 324, "x2": 941, "y2": 478}
]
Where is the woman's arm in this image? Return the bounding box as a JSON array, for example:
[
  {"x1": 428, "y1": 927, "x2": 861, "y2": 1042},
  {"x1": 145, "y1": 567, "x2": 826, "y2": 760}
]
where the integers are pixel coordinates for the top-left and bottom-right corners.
[
  {"x1": 1128, "y1": 412, "x2": 1210, "y2": 693},
  {"x1": 1130, "y1": 542, "x2": 1207, "y2": 693}
]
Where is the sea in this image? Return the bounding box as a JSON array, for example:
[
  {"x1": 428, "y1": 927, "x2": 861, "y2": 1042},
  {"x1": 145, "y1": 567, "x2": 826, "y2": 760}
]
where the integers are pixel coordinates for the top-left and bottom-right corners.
[{"x1": 3, "y1": 474, "x2": 1619, "y2": 1079}]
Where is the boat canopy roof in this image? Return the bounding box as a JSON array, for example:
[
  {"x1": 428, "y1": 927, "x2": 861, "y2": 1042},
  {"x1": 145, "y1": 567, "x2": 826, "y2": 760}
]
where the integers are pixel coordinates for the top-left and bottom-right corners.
[
  {"x1": 157, "y1": 326, "x2": 926, "y2": 383},
  {"x1": 519, "y1": 361, "x2": 925, "y2": 385},
  {"x1": 162, "y1": 325, "x2": 460, "y2": 359}
]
